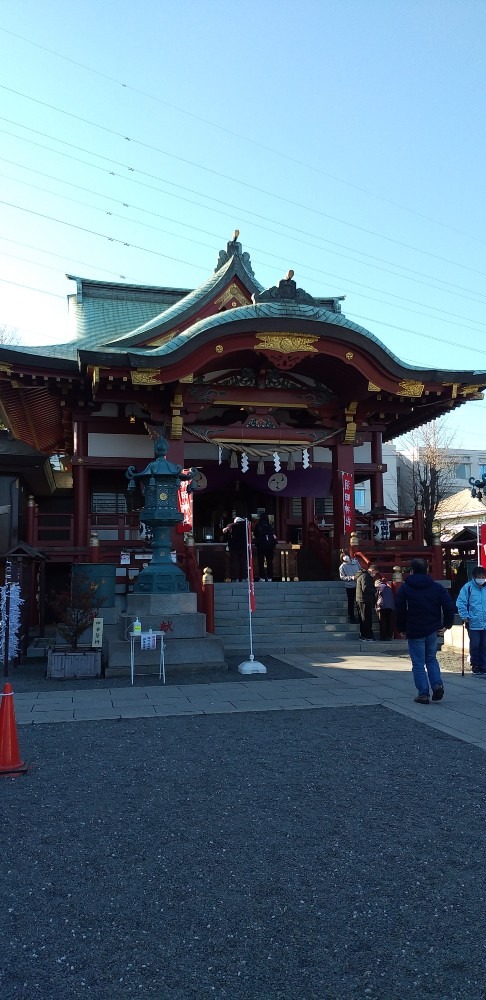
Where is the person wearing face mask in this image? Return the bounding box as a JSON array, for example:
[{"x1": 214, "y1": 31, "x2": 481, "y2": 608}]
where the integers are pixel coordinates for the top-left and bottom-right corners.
[
  {"x1": 456, "y1": 566, "x2": 486, "y2": 675},
  {"x1": 338, "y1": 551, "x2": 361, "y2": 623}
]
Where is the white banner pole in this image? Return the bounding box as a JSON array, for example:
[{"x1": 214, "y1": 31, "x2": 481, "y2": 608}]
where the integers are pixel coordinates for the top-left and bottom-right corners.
[{"x1": 237, "y1": 519, "x2": 266, "y2": 675}]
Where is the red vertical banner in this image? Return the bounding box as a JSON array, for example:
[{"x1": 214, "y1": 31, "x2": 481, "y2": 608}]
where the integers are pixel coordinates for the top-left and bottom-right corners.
[
  {"x1": 247, "y1": 519, "x2": 256, "y2": 611},
  {"x1": 480, "y1": 524, "x2": 486, "y2": 569},
  {"x1": 342, "y1": 471, "x2": 355, "y2": 535},
  {"x1": 176, "y1": 471, "x2": 193, "y2": 534}
]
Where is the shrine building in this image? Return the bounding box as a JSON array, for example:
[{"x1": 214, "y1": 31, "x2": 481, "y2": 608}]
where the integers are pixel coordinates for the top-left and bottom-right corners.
[{"x1": 0, "y1": 232, "x2": 484, "y2": 599}]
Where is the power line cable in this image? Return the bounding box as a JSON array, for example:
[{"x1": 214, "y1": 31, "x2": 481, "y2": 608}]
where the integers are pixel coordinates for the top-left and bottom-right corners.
[
  {"x1": 2, "y1": 83, "x2": 486, "y2": 279},
  {"x1": 0, "y1": 277, "x2": 64, "y2": 298},
  {"x1": 1, "y1": 25, "x2": 485, "y2": 249},
  {"x1": 3, "y1": 119, "x2": 486, "y2": 307},
  {"x1": 3, "y1": 167, "x2": 486, "y2": 342},
  {"x1": 2, "y1": 196, "x2": 486, "y2": 362},
  {"x1": 0, "y1": 244, "x2": 133, "y2": 282},
  {"x1": 0, "y1": 197, "x2": 206, "y2": 271},
  {"x1": 4, "y1": 154, "x2": 486, "y2": 328},
  {"x1": 346, "y1": 313, "x2": 486, "y2": 360}
]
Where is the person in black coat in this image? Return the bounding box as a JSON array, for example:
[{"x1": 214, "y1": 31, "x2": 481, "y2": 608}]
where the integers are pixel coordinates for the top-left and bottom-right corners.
[
  {"x1": 222, "y1": 515, "x2": 248, "y2": 581},
  {"x1": 395, "y1": 557, "x2": 455, "y2": 704},
  {"x1": 355, "y1": 566, "x2": 376, "y2": 641},
  {"x1": 253, "y1": 514, "x2": 277, "y2": 581}
]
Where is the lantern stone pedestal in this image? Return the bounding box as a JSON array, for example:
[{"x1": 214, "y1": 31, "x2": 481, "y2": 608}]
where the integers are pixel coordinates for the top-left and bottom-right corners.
[
  {"x1": 105, "y1": 437, "x2": 227, "y2": 676},
  {"x1": 106, "y1": 591, "x2": 226, "y2": 676}
]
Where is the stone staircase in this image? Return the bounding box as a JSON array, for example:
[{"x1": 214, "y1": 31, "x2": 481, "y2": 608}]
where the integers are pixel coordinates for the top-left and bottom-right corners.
[{"x1": 214, "y1": 580, "x2": 408, "y2": 656}]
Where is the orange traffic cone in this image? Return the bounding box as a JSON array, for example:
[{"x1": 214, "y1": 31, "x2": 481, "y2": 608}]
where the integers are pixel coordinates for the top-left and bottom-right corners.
[{"x1": 0, "y1": 683, "x2": 28, "y2": 776}]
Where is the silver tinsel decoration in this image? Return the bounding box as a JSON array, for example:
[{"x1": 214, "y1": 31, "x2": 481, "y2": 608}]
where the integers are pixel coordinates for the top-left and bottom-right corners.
[{"x1": 0, "y1": 582, "x2": 23, "y2": 662}]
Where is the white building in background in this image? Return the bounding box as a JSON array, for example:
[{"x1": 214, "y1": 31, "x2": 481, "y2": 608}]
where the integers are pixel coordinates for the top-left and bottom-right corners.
[{"x1": 395, "y1": 447, "x2": 486, "y2": 515}]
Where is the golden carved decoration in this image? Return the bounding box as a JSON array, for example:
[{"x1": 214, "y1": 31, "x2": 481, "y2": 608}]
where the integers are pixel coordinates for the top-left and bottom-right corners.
[
  {"x1": 368, "y1": 381, "x2": 381, "y2": 392},
  {"x1": 179, "y1": 374, "x2": 194, "y2": 383},
  {"x1": 460, "y1": 385, "x2": 484, "y2": 397},
  {"x1": 145, "y1": 331, "x2": 178, "y2": 348},
  {"x1": 0, "y1": 363, "x2": 12, "y2": 375},
  {"x1": 214, "y1": 283, "x2": 249, "y2": 309},
  {"x1": 159, "y1": 492, "x2": 168, "y2": 501},
  {"x1": 215, "y1": 345, "x2": 224, "y2": 353},
  {"x1": 92, "y1": 366, "x2": 99, "y2": 390},
  {"x1": 344, "y1": 401, "x2": 358, "y2": 443},
  {"x1": 170, "y1": 391, "x2": 184, "y2": 440},
  {"x1": 345, "y1": 352, "x2": 354, "y2": 360},
  {"x1": 396, "y1": 380, "x2": 424, "y2": 397},
  {"x1": 254, "y1": 333, "x2": 318, "y2": 354},
  {"x1": 131, "y1": 369, "x2": 162, "y2": 385}
]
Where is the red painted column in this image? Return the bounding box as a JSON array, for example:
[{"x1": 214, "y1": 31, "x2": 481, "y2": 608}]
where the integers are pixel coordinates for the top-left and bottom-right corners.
[
  {"x1": 371, "y1": 431, "x2": 384, "y2": 510},
  {"x1": 73, "y1": 420, "x2": 89, "y2": 551},
  {"x1": 332, "y1": 443, "x2": 355, "y2": 554}
]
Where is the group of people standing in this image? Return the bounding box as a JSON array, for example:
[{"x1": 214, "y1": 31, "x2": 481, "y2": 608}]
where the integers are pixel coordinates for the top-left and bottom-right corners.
[
  {"x1": 223, "y1": 512, "x2": 277, "y2": 582},
  {"x1": 339, "y1": 550, "x2": 486, "y2": 705},
  {"x1": 339, "y1": 555, "x2": 394, "y2": 641}
]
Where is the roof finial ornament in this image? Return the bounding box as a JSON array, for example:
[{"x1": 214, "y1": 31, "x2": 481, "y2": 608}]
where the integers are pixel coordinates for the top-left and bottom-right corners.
[
  {"x1": 214, "y1": 228, "x2": 256, "y2": 280},
  {"x1": 253, "y1": 268, "x2": 315, "y2": 305}
]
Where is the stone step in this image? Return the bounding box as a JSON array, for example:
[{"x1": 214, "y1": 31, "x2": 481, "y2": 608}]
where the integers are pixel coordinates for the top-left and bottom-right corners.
[
  {"x1": 214, "y1": 583, "x2": 344, "y2": 590},
  {"x1": 215, "y1": 621, "x2": 358, "y2": 634},
  {"x1": 214, "y1": 607, "x2": 349, "y2": 619},
  {"x1": 214, "y1": 593, "x2": 347, "y2": 609}
]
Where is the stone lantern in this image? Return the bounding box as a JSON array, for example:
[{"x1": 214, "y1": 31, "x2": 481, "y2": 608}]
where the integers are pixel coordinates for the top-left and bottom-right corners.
[{"x1": 126, "y1": 435, "x2": 193, "y2": 594}]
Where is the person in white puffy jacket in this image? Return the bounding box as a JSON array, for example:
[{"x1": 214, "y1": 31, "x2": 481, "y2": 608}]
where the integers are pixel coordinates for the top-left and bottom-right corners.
[
  {"x1": 456, "y1": 565, "x2": 486, "y2": 675},
  {"x1": 339, "y1": 552, "x2": 361, "y2": 623}
]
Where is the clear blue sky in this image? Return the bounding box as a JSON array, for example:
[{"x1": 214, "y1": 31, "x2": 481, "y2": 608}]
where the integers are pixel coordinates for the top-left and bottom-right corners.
[{"x1": 0, "y1": 0, "x2": 485, "y2": 449}]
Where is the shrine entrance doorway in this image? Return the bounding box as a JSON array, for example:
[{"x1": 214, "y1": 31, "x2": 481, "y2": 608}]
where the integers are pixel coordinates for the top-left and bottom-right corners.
[{"x1": 192, "y1": 481, "x2": 276, "y2": 544}]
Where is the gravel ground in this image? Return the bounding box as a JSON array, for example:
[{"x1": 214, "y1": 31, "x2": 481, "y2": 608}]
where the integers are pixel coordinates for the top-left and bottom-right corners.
[
  {"x1": 7, "y1": 655, "x2": 310, "y2": 694},
  {"x1": 2, "y1": 706, "x2": 486, "y2": 1000}
]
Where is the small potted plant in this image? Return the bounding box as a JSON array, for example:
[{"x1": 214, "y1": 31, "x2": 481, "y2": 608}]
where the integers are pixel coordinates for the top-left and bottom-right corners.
[{"x1": 47, "y1": 572, "x2": 104, "y2": 679}]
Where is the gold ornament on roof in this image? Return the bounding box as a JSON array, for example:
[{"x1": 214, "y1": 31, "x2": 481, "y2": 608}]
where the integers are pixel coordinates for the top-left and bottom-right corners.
[
  {"x1": 131, "y1": 369, "x2": 162, "y2": 385},
  {"x1": 368, "y1": 381, "x2": 381, "y2": 392},
  {"x1": 214, "y1": 283, "x2": 249, "y2": 309},
  {"x1": 255, "y1": 333, "x2": 318, "y2": 354},
  {"x1": 460, "y1": 385, "x2": 484, "y2": 397},
  {"x1": 396, "y1": 379, "x2": 424, "y2": 397}
]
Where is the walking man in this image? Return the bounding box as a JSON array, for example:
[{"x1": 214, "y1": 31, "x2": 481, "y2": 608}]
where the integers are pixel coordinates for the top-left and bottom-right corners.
[{"x1": 395, "y1": 557, "x2": 455, "y2": 704}]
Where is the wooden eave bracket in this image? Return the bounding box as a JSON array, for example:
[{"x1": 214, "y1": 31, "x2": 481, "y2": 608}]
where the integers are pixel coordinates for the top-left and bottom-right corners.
[{"x1": 344, "y1": 401, "x2": 358, "y2": 444}]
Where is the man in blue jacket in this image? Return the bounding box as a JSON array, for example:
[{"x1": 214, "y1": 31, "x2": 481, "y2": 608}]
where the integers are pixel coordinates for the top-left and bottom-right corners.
[
  {"x1": 395, "y1": 558, "x2": 455, "y2": 704},
  {"x1": 456, "y1": 565, "x2": 486, "y2": 674}
]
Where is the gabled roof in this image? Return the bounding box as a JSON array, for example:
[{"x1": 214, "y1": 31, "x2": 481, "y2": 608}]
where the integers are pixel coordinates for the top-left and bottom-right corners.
[
  {"x1": 436, "y1": 488, "x2": 486, "y2": 519},
  {"x1": 103, "y1": 249, "x2": 262, "y2": 350}
]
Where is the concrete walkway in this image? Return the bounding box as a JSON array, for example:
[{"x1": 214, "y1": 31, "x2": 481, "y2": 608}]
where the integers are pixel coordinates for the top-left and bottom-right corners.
[{"x1": 9, "y1": 650, "x2": 486, "y2": 752}]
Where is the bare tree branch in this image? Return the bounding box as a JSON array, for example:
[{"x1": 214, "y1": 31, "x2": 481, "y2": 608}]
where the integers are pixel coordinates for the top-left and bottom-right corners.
[{"x1": 396, "y1": 418, "x2": 459, "y2": 544}]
